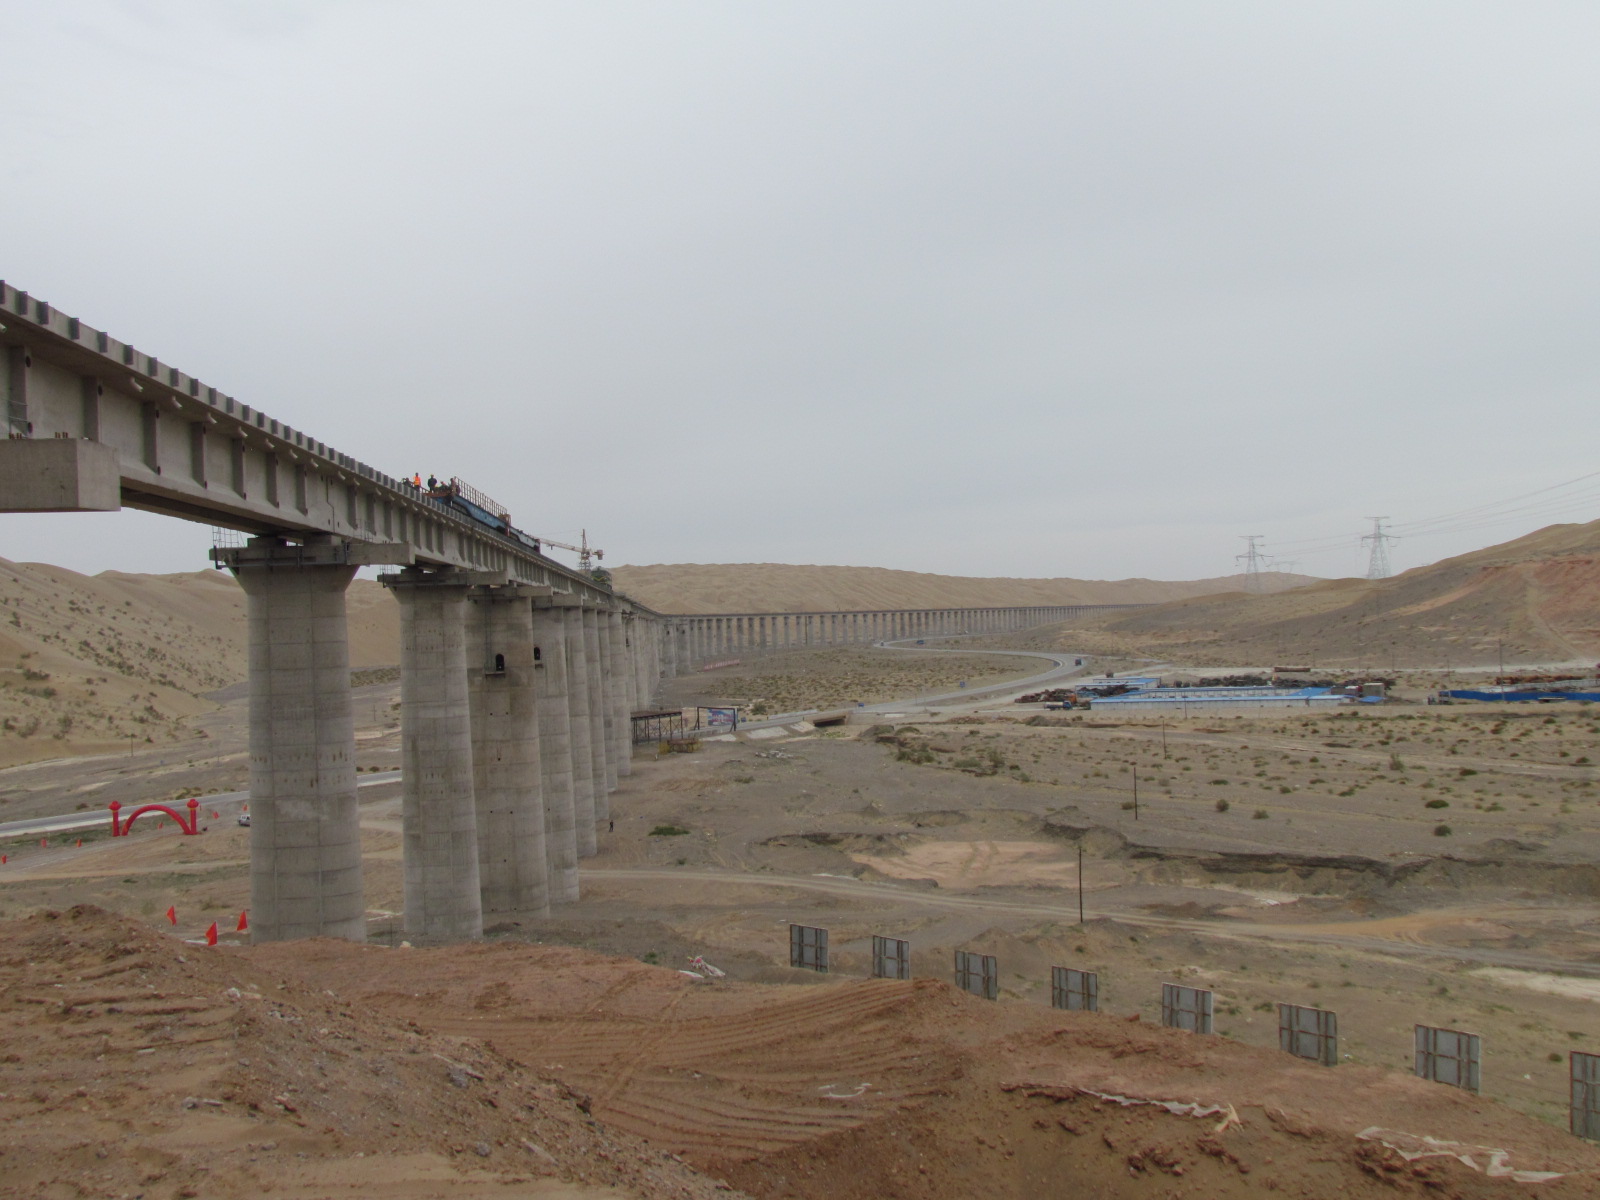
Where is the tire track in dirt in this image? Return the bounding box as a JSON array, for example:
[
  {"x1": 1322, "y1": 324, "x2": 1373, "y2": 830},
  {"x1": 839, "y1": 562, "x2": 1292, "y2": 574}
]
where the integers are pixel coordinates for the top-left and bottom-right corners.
[{"x1": 433, "y1": 977, "x2": 962, "y2": 1159}]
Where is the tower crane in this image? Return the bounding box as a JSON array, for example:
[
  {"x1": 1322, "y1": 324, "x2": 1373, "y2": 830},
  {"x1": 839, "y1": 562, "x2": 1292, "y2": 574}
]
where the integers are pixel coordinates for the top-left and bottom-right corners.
[{"x1": 538, "y1": 528, "x2": 604, "y2": 572}]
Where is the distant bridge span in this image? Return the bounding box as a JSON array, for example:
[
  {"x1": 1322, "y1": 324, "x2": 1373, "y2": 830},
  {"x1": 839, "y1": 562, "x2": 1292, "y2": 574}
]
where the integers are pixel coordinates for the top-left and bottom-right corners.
[{"x1": 660, "y1": 605, "x2": 1140, "y2": 674}]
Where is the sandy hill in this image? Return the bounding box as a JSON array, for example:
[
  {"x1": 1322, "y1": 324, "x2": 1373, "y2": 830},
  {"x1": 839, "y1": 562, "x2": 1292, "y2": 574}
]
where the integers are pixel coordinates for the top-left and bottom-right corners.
[
  {"x1": 0, "y1": 558, "x2": 397, "y2": 767},
  {"x1": 1056, "y1": 518, "x2": 1600, "y2": 668},
  {"x1": 610, "y1": 563, "x2": 1318, "y2": 614}
]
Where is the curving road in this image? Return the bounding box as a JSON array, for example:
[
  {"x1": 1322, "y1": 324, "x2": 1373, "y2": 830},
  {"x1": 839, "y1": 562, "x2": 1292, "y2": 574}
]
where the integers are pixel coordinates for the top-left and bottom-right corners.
[{"x1": 728, "y1": 635, "x2": 1112, "y2": 731}]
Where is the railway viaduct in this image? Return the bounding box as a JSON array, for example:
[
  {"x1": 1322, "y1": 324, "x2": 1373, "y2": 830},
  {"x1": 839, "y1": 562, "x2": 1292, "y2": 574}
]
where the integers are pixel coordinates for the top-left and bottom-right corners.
[
  {"x1": 1, "y1": 283, "x2": 1120, "y2": 946},
  {"x1": 661, "y1": 605, "x2": 1129, "y2": 673}
]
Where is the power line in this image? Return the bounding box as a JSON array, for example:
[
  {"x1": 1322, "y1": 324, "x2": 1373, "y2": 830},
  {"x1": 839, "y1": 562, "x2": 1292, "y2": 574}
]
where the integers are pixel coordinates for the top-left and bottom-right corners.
[{"x1": 1390, "y1": 469, "x2": 1600, "y2": 536}]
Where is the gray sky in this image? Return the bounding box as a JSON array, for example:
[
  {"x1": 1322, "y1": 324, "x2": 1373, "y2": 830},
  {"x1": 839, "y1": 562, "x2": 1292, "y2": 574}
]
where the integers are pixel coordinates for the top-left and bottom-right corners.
[{"x1": 4, "y1": 2, "x2": 1598, "y2": 583}]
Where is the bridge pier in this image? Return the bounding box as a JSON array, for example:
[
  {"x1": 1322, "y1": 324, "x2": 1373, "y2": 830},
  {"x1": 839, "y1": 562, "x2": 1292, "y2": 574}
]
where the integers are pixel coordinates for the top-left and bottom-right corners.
[
  {"x1": 466, "y1": 584, "x2": 549, "y2": 921},
  {"x1": 565, "y1": 607, "x2": 598, "y2": 857},
  {"x1": 533, "y1": 599, "x2": 578, "y2": 902},
  {"x1": 608, "y1": 610, "x2": 633, "y2": 778},
  {"x1": 224, "y1": 537, "x2": 365, "y2": 943},
  {"x1": 386, "y1": 569, "x2": 484, "y2": 943},
  {"x1": 583, "y1": 609, "x2": 612, "y2": 814}
]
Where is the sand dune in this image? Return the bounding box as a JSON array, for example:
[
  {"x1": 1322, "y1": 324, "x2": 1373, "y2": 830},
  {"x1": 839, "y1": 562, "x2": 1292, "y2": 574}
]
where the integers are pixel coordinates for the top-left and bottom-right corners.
[
  {"x1": 610, "y1": 562, "x2": 1317, "y2": 614},
  {"x1": 0, "y1": 559, "x2": 397, "y2": 768}
]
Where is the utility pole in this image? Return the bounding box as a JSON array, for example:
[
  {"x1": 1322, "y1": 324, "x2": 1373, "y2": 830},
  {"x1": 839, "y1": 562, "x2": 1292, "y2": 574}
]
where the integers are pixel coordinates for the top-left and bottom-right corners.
[
  {"x1": 1362, "y1": 517, "x2": 1395, "y2": 580},
  {"x1": 1132, "y1": 769, "x2": 1139, "y2": 820},
  {"x1": 1077, "y1": 842, "x2": 1085, "y2": 925},
  {"x1": 1236, "y1": 536, "x2": 1269, "y2": 594}
]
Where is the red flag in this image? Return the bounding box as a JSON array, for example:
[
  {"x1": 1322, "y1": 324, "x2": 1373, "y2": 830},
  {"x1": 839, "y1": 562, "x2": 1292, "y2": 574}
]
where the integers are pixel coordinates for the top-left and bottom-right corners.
[
  {"x1": 205, "y1": 922, "x2": 218, "y2": 946},
  {"x1": 236, "y1": 911, "x2": 249, "y2": 932},
  {"x1": 39, "y1": 838, "x2": 46, "y2": 848},
  {"x1": 1, "y1": 854, "x2": 7, "y2": 864},
  {"x1": 75, "y1": 839, "x2": 82, "y2": 848},
  {"x1": 165, "y1": 906, "x2": 177, "y2": 925}
]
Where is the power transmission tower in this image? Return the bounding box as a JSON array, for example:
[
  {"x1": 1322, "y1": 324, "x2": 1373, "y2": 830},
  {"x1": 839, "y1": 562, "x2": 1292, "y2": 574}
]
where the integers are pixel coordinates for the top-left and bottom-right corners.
[
  {"x1": 1362, "y1": 516, "x2": 1395, "y2": 579},
  {"x1": 1236, "y1": 535, "x2": 1269, "y2": 593}
]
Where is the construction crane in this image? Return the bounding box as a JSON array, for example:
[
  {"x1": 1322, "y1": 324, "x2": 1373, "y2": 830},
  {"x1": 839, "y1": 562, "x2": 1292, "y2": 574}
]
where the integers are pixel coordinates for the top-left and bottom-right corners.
[{"x1": 538, "y1": 528, "x2": 604, "y2": 572}]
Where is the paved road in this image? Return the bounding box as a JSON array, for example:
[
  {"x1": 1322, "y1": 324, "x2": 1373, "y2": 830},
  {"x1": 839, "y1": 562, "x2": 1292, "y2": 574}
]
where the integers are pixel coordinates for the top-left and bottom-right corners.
[
  {"x1": 0, "y1": 770, "x2": 401, "y2": 840},
  {"x1": 729, "y1": 636, "x2": 1111, "y2": 732},
  {"x1": 585, "y1": 865, "x2": 1600, "y2": 979}
]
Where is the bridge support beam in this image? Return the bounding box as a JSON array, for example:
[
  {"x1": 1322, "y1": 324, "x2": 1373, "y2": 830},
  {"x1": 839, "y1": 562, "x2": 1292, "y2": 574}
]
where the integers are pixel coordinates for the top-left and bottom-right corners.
[
  {"x1": 466, "y1": 585, "x2": 549, "y2": 921},
  {"x1": 386, "y1": 569, "x2": 484, "y2": 943},
  {"x1": 225, "y1": 537, "x2": 364, "y2": 943}
]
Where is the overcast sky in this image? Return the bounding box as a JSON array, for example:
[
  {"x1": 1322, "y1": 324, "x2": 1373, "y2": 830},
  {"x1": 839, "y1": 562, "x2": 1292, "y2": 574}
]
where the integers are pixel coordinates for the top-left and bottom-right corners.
[{"x1": 3, "y1": 2, "x2": 1597, "y2": 583}]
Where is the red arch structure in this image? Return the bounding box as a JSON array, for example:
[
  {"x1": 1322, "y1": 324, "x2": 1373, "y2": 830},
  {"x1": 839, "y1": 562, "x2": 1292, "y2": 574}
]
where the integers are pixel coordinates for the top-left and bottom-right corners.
[{"x1": 108, "y1": 797, "x2": 201, "y2": 837}]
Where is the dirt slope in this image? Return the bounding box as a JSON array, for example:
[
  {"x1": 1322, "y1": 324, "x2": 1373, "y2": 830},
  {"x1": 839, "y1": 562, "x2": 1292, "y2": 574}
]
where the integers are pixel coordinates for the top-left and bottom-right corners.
[
  {"x1": 609, "y1": 563, "x2": 1317, "y2": 614},
  {"x1": 0, "y1": 905, "x2": 740, "y2": 1199},
  {"x1": 0, "y1": 558, "x2": 397, "y2": 767},
  {"x1": 259, "y1": 931, "x2": 1600, "y2": 1199},
  {"x1": 1049, "y1": 518, "x2": 1600, "y2": 667}
]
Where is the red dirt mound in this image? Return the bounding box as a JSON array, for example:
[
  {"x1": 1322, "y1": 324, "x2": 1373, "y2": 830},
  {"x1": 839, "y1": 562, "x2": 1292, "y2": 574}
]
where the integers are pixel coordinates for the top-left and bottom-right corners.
[
  {"x1": 0, "y1": 906, "x2": 741, "y2": 1199},
  {"x1": 258, "y1": 934, "x2": 1600, "y2": 1199}
]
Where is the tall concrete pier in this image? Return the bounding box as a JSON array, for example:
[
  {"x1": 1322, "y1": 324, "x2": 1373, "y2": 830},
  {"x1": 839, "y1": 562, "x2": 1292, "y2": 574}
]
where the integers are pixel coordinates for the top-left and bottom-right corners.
[
  {"x1": 229, "y1": 537, "x2": 365, "y2": 942},
  {"x1": 583, "y1": 610, "x2": 612, "y2": 812},
  {"x1": 467, "y1": 584, "x2": 549, "y2": 920},
  {"x1": 565, "y1": 607, "x2": 598, "y2": 857},
  {"x1": 389, "y1": 571, "x2": 484, "y2": 943},
  {"x1": 533, "y1": 599, "x2": 578, "y2": 902}
]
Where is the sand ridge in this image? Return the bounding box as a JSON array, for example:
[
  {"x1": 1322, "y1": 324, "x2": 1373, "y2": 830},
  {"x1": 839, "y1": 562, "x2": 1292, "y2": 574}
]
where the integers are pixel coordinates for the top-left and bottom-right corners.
[{"x1": 608, "y1": 562, "x2": 1318, "y2": 614}]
